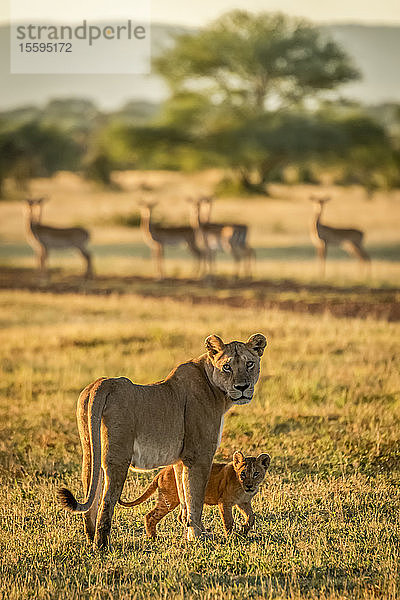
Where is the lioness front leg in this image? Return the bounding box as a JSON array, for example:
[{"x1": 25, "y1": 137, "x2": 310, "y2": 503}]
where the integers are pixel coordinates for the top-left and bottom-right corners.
[
  {"x1": 173, "y1": 462, "x2": 187, "y2": 525},
  {"x1": 182, "y1": 460, "x2": 212, "y2": 541}
]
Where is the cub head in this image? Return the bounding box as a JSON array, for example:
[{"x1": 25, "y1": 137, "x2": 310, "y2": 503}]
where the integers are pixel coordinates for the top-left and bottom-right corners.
[
  {"x1": 205, "y1": 333, "x2": 267, "y2": 404},
  {"x1": 232, "y1": 451, "x2": 271, "y2": 494}
]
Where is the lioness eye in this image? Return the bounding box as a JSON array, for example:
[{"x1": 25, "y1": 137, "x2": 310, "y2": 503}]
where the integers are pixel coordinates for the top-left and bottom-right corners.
[
  {"x1": 253, "y1": 472, "x2": 259, "y2": 478},
  {"x1": 222, "y1": 363, "x2": 232, "y2": 373},
  {"x1": 240, "y1": 472, "x2": 246, "y2": 480},
  {"x1": 247, "y1": 361, "x2": 255, "y2": 370}
]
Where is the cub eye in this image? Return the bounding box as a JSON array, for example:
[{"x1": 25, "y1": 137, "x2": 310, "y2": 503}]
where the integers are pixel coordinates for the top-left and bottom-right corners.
[
  {"x1": 246, "y1": 361, "x2": 255, "y2": 370},
  {"x1": 253, "y1": 472, "x2": 259, "y2": 478},
  {"x1": 240, "y1": 472, "x2": 246, "y2": 480},
  {"x1": 222, "y1": 363, "x2": 232, "y2": 373}
]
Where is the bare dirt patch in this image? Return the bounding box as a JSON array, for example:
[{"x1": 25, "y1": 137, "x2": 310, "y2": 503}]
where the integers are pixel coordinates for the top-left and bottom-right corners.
[{"x1": 1, "y1": 266, "x2": 398, "y2": 321}]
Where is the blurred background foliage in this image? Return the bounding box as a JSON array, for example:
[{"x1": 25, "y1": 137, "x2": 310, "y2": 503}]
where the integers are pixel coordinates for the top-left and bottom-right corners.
[{"x1": 1, "y1": 10, "x2": 400, "y2": 197}]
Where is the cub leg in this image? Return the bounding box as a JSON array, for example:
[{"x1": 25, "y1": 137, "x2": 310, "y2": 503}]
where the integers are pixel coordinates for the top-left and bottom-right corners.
[
  {"x1": 182, "y1": 460, "x2": 213, "y2": 541},
  {"x1": 236, "y1": 501, "x2": 255, "y2": 535},
  {"x1": 144, "y1": 493, "x2": 179, "y2": 538},
  {"x1": 218, "y1": 502, "x2": 234, "y2": 537}
]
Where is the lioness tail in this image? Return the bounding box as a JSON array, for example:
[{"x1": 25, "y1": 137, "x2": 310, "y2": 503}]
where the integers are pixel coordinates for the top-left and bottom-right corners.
[
  {"x1": 57, "y1": 377, "x2": 110, "y2": 514},
  {"x1": 57, "y1": 487, "x2": 78, "y2": 511},
  {"x1": 119, "y1": 476, "x2": 159, "y2": 508}
]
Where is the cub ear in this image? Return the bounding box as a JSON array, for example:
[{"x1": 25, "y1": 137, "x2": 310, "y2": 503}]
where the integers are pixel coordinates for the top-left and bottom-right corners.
[
  {"x1": 246, "y1": 333, "x2": 267, "y2": 357},
  {"x1": 205, "y1": 334, "x2": 225, "y2": 356},
  {"x1": 233, "y1": 451, "x2": 245, "y2": 469},
  {"x1": 257, "y1": 453, "x2": 271, "y2": 469}
]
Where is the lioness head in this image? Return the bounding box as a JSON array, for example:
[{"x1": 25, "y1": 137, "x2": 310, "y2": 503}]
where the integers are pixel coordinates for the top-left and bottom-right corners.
[
  {"x1": 205, "y1": 333, "x2": 267, "y2": 404},
  {"x1": 233, "y1": 451, "x2": 271, "y2": 494}
]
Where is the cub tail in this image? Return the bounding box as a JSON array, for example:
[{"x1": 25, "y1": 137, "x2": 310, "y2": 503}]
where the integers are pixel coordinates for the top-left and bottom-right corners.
[{"x1": 119, "y1": 475, "x2": 159, "y2": 508}]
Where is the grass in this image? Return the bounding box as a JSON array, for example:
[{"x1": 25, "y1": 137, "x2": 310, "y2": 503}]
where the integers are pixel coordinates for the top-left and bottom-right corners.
[
  {"x1": 1, "y1": 171, "x2": 400, "y2": 297},
  {"x1": 1, "y1": 172, "x2": 399, "y2": 597},
  {"x1": 1, "y1": 290, "x2": 399, "y2": 599}
]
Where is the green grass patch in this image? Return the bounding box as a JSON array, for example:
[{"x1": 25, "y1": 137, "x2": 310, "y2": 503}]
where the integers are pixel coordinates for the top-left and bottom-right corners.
[{"x1": 1, "y1": 290, "x2": 399, "y2": 598}]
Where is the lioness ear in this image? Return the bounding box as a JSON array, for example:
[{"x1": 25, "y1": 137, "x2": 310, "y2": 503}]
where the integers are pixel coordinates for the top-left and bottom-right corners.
[
  {"x1": 257, "y1": 453, "x2": 271, "y2": 469},
  {"x1": 233, "y1": 451, "x2": 245, "y2": 469},
  {"x1": 246, "y1": 333, "x2": 267, "y2": 356},
  {"x1": 205, "y1": 334, "x2": 225, "y2": 356}
]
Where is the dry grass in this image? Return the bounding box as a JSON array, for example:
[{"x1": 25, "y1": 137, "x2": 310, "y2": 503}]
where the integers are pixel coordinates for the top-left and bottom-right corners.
[
  {"x1": 1, "y1": 290, "x2": 399, "y2": 599},
  {"x1": 1, "y1": 171, "x2": 399, "y2": 597},
  {"x1": 0, "y1": 171, "x2": 399, "y2": 286}
]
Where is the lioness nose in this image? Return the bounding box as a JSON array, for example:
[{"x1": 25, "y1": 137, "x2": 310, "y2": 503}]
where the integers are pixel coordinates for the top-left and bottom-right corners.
[{"x1": 234, "y1": 383, "x2": 249, "y2": 392}]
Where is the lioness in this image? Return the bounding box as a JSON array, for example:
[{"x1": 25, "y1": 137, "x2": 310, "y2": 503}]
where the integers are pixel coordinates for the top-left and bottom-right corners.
[
  {"x1": 58, "y1": 333, "x2": 267, "y2": 547},
  {"x1": 119, "y1": 451, "x2": 271, "y2": 538}
]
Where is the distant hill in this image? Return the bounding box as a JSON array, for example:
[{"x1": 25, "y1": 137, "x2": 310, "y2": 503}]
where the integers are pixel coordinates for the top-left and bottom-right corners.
[
  {"x1": 321, "y1": 24, "x2": 400, "y2": 105},
  {"x1": 1, "y1": 22, "x2": 399, "y2": 111}
]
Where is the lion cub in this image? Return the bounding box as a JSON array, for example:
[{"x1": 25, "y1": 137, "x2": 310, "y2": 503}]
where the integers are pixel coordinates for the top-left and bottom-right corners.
[{"x1": 119, "y1": 451, "x2": 270, "y2": 538}]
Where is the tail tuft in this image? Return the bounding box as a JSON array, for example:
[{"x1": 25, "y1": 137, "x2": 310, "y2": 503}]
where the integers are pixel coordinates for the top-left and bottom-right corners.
[{"x1": 57, "y1": 487, "x2": 78, "y2": 511}]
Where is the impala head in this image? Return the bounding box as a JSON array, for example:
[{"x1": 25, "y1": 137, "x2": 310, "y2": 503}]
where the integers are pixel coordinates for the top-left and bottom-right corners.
[
  {"x1": 205, "y1": 333, "x2": 267, "y2": 404},
  {"x1": 187, "y1": 195, "x2": 213, "y2": 226},
  {"x1": 194, "y1": 195, "x2": 214, "y2": 224},
  {"x1": 233, "y1": 451, "x2": 271, "y2": 494},
  {"x1": 138, "y1": 200, "x2": 157, "y2": 217},
  {"x1": 24, "y1": 197, "x2": 48, "y2": 223},
  {"x1": 310, "y1": 195, "x2": 330, "y2": 212}
]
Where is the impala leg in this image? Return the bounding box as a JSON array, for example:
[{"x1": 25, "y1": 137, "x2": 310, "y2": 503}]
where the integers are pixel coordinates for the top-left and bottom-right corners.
[
  {"x1": 200, "y1": 247, "x2": 213, "y2": 279},
  {"x1": 189, "y1": 244, "x2": 204, "y2": 279},
  {"x1": 152, "y1": 244, "x2": 164, "y2": 280},
  {"x1": 38, "y1": 245, "x2": 48, "y2": 279},
  {"x1": 78, "y1": 247, "x2": 94, "y2": 279},
  {"x1": 343, "y1": 241, "x2": 371, "y2": 275},
  {"x1": 246, "y1": 247, "x2": 256, "y2": 279},
  {"x1": 317, "y1": 244, "x2": 326, "y2": 278},
  {"x1": 230, "y1": 245, "x2": 242, "y2": 279},
  {"x1": 209, "y1": 249, "x2": 217, "y2": 278}
]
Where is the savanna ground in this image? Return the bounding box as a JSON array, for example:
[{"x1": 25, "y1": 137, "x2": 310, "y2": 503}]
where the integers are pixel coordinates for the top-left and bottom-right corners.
[{"x1": 0, "y1": 171, "x2": 400, "y2": 599}]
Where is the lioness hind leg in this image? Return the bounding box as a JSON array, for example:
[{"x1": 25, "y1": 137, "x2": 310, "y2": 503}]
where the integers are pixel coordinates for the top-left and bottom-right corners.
[
  {"x1": 94, "y1": 461, "x2": 130, "y2": 549},
  {"x1": 83, "y1": 468, "x2": 104, "y2": 543}
]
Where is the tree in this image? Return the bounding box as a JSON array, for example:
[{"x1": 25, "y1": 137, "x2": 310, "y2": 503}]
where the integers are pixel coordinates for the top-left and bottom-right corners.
[
  {"x1": 0, "y1": 121, "x2": 81, "y2": 197},
  {"x1": 155, "y1": 11, "x2": 359, "y2": 111},
  {"x1": 150, "y1": 10, "x2": 361, "y2": 191}
]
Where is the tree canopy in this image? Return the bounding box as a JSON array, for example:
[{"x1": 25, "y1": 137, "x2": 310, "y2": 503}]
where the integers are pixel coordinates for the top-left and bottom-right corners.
[
  {"x1": 155, "y1": 11, "x2": 360, "y2": 111},
  {"x1": 148, "y1": 10, "x2": 370, "y2": 191}
]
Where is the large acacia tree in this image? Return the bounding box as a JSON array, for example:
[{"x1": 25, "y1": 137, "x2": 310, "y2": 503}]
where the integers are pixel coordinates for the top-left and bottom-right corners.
[
  {"x1": 150, "y1": 10, "x2": 361, "y2": 190},
  {"x1": 155, "y1": 11, "x2": 359, "y2": 110}
]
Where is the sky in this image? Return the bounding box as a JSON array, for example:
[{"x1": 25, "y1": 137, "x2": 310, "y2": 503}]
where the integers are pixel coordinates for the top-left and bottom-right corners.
[{"x1": 2, "y1": 0, "x2": 400, "y2": 26}]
